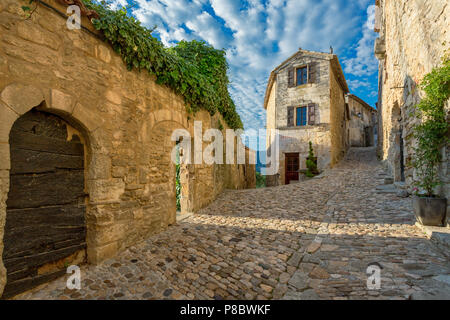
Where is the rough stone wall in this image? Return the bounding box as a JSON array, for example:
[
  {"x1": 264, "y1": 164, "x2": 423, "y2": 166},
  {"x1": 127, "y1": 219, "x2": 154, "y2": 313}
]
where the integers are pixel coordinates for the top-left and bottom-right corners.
[
  {"x1": 275, "y1": 53, "x2": 331, "y2": 128},
  {"x1": 375, "y1": 0, "x2": 449, "y2": 213},
  {"x1": 348, "y1": 96, "x2": 376, "y2": 147},
  {"x1": 277, "y1": 126, "x2": 332, "y2": 185},
  {"x1": 273, "y1": 53, "x2": 333, "y2": 184},
  {"x1": 329, "y1": 64, "x2": 348, "y2": 166},
  {"x1": 0, "y1": 0, "x2": 255, "y2": 296},
  {"x1": 265, "y1": 52, "x2": 350, "y2": 184}
]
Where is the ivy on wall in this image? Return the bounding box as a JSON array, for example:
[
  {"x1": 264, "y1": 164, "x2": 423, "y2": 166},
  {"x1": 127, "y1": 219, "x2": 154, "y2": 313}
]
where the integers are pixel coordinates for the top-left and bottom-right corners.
[{"x1": 83, "y1": 0, "x2": 243, "y2": 129}]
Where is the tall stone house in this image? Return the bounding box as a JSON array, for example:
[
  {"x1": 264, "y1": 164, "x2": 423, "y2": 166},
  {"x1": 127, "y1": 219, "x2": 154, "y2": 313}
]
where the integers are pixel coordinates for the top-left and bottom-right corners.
[
  {"x1": 264, "y1": 49, "x2": 375, "y2": 185},
  {"x1": 373, "y1": 0, "x2": 449, "y2": 219},
  {"x1": 0, "y1": 0, "x2": 255, "y2": 298},
  {"x1": 347, "y1": 94, "x2": 377, "y2": 148}
]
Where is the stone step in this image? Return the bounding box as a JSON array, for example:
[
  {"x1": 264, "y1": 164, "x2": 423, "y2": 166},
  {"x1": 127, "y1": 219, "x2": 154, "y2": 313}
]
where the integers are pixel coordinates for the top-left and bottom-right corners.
[
  {"x1": 394, "y1": 181, "x2": 407, "y2": 189},
  {"x1": 415, "y1": 223, "x2": 450, "y2": 258},
  {"x1": 375, "y1": 184, "x2": 396, "y2": 193}
]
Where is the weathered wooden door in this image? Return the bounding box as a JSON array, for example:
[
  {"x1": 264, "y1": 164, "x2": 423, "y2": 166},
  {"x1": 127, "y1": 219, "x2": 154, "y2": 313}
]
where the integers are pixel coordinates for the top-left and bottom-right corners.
[
  {"x1": 285, "y1": 153, "x2": 299, "y2": 185},
  {"x1": 2, "y1": 110, "x2": 87, "y2": 298}
]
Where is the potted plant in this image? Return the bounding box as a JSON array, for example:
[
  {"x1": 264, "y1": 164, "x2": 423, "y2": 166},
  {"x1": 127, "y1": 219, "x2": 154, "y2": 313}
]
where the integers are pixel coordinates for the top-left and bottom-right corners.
[
  {"x1": 306, "y1": 141, "x2": 319, "y2": 178},
  {"x1": 412, "y1": 57, "x2": 449, "y2": 226}
]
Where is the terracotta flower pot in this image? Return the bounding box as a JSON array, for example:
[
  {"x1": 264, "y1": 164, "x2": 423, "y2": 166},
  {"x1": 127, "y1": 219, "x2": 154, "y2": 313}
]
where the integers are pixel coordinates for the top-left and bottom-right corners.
[{"x1": 413, "y1": 196, "x2": 447, "y2": 227}]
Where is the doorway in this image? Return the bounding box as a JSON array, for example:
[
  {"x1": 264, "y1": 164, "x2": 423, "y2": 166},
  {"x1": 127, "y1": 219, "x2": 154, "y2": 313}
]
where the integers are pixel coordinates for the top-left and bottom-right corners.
[
  {"x1": 2, "y1": 109, "x2": 87, "y2": 298},
  {"x1": 285, "y1": 153, "x2": 299, "y2": 185}
]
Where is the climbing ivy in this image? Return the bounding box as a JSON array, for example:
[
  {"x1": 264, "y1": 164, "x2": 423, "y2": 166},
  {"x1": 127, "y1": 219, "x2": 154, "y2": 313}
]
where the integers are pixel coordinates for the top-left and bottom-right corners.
[
  {"x1": 412, "y1": 55, "x2": 450, "y2": 197},
  {"x1": 21, "y1": 0, "x2": 38, "y2": 18},
  {"x1": 83, "y1": 0, "x2": 243, "y2": 129}
]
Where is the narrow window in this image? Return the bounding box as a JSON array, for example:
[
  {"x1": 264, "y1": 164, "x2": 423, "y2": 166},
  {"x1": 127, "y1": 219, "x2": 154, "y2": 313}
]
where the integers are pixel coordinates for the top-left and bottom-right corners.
[
  {"x1": 296, "y1": 106, "x2": 307, "y2": 126},
  {"x1": 296, "y1": 66, "x2": 308, "y2": 86}
]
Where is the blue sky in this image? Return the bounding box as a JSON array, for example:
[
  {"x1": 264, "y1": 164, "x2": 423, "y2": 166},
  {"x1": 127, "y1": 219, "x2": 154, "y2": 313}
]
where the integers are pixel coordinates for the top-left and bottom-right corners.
[{"x1": 110, "y1": 0, "x2": 379, "y2": 131}]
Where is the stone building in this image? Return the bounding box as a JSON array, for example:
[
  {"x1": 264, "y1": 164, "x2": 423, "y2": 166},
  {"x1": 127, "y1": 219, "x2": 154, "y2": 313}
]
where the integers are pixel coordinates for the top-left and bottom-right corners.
[
  {"x1": 264, "y1": 49, "x2": 372, "y2": 185},
  {"x1": 0, "y1": 0, "x2": 255, "y2": 298},
  {"x1": 374, "y1": 0, "x2": 449, "y2": 216},
  {"x1": 346, "y1": 94, "x2": 377, "y2": 148}
]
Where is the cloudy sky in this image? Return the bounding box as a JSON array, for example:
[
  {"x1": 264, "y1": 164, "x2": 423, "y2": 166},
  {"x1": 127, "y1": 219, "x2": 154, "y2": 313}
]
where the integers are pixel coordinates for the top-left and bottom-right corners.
[{"x1": 111, "y1": 0, "x2": 379, "y2": 131}]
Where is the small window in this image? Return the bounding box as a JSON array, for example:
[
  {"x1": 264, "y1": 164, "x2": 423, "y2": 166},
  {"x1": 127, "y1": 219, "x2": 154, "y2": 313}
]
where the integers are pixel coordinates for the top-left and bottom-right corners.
[
  {"x1": 296, "y1": 107, "x2": 307, "y2": 126},
  {"x1": 296, "y1": 66, "x2": 308, "y2": 86}
]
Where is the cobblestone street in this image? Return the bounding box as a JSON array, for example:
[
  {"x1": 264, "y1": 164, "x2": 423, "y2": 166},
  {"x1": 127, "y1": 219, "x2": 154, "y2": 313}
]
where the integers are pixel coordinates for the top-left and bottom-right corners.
[{"x1": 14, "y1": 148, "x2": 450, "y2": 300}]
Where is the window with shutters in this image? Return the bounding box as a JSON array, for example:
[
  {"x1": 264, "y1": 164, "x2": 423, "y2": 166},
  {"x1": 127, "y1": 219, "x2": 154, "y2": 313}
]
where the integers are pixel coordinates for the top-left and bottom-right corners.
[
  {"x1": 296, "y1": 107, "x2": 307, "y2": 126},
  {"x1": 296, "y1": 66, "x2": 308, "y2": 86}
]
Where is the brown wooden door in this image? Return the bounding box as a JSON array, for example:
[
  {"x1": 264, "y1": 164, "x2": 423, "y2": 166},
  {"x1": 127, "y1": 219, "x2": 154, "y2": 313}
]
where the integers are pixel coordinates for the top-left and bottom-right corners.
[
  {"x1": 2, "y1": 109, "x2": 87, "y2": 298},
  {"x1": 285, "y1": 153, "x2": 299, "y2": 185}
]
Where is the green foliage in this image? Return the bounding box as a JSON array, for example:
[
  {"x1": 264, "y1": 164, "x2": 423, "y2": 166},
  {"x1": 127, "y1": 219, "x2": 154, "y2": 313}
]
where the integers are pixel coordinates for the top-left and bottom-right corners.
[
  {"x1": 306, "y1": 141, "x2": 318, "y2": 178},
  {"x1": 83, "y1": 0, "x2": 243, "y2": 129},
  {"x1": 175, "y1": 146, "x2": 181, "y2": 211},
  {"x1": 21, "y1": 0, "x2": 37, "y2": 18},
  {"x1": 413, "y1": 57, "x2": 450, "y2": 197},
  {"x1": 176, "y1": 163, "x2": 181, "y2": 211},
  {"x1": 256, "y1": 172, "x2": 266, "y2": 188},
  {"x1": 217, "y1": 119, "x2": 224, "y2": 131}
]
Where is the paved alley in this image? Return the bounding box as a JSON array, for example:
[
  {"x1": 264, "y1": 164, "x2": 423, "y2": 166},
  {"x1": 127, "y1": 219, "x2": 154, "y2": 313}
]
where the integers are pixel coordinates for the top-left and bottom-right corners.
[{"x1": 14, "y1": 148, "x2": 450, "y2": 300}]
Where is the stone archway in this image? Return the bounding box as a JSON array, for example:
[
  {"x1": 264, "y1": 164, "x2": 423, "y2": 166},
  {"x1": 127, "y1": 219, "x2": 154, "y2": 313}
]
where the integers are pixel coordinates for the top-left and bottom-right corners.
[
  {"x1": 2, "y1": 109, "x2": 87, "y2": 298},
  {"x1": 146, "y1": 118, "x2": 194, "y2": 224},
  {"x1": 0, "y1": 83, "x2": 105, "y2": 298}
]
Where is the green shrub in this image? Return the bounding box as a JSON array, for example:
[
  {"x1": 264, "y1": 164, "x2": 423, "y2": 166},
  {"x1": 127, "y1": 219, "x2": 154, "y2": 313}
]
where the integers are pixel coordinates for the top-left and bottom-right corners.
[
  {"x1": 256, "y1": 172, "x2": 266, "y2": 188},
  {"x1": 83, "y1": 0, "x2": 243, "y2": 130},
  {"x1": 306, "y1": 142, "x2": 319, "y2": 178},
  {"x1": 412, "y1": 56, "x2": 450, "y2": 197}
]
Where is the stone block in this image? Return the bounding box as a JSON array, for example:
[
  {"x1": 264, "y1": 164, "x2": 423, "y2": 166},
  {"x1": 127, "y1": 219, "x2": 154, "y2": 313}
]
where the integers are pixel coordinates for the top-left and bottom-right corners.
[
  {"x1": 288, "y1": 271, "x2": 310, "y2": 291},
  {"x1": 0, "y1": 143, "x2": 10, "y2": 170},
  {"x1": 112, "y1": 166, "x2": 127, "y2": 178},
  {"x1": 90, "y1": 223, "x2": 127, "y2": 246},
  {"x1": 87, "y1": 242, "x2": 118, "y2": 265},
  {"x1": 85, "y1": 206, "x2": 115, "y2": 226},
  {"x1": 0, "y1": 101, "x2": 18, "y2": 143},
  {"x1": 47, "y1": 89, "x2": 76, "y2": 115},
  {"x1": 0, "y1": 83, "x2": 44, "y2": 115},
  {"x1": 96, "y1": 45, "x2": 111, "y2": 63},
  {"x1": 72, "y1": 103, "x2": 104, "y2": 133},
  {"x1": 17, "y1": 20, "x2": 61, "y2": 51},
  {"x1": 89, "y1": 153, "x2": 111, "y2": 180},
  {"x1": 287, "y1": 252, "x2": 303, "y2": 267},
  {"x1": 105, "y1": 90, "x2": 122, "y2": 105}
]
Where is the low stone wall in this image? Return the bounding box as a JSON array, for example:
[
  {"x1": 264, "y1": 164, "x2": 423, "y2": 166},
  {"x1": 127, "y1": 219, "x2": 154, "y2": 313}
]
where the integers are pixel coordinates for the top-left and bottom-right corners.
[{"x1": 0, "y1": 0, "x2": 255, "y2": 296}]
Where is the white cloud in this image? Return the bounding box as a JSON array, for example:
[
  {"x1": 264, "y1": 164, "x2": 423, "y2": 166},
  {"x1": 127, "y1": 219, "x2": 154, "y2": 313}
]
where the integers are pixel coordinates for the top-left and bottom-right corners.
[
  {"x1": 109, "y1": 0, "x2": 129, "y2": 10},
  {"x1": 124, "y1": 0, "x2": 374, "y2": 130},
  {"x1": 132, "y1": 0, "x2": 208, "y2": 45},
  {"x1": 347, "y1": 79, "x2": 370, "y2": 90},
  {"x1": 185, "y1": 12, "x2": 229, "y2": 48},
  {"x1": 343, "y1": 5, "x2": 378, "y2": 77}
]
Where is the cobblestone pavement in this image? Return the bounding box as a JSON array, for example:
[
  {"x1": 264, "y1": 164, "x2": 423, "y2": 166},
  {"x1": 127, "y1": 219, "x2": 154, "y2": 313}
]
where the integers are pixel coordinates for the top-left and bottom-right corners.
[{"x1": 13, "y1": 148, "x2": 450, "y2": 300}]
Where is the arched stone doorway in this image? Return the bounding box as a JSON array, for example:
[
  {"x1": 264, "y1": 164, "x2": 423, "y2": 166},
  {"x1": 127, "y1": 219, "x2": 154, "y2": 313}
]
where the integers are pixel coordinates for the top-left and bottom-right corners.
[
  {"x1": 2, "y1": 109, "x2": 87, "y2": 298},
  {"x1": 147, "y1": 119, "x2": 194, "y2": 224}
]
